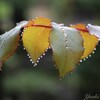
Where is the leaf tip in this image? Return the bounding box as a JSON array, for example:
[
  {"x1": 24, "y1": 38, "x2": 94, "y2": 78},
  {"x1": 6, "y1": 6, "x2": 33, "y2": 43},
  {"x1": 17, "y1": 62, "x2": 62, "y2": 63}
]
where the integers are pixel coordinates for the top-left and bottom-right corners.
[{"x1": 34, "y1": 63, "x2": 37, "y2": 67}]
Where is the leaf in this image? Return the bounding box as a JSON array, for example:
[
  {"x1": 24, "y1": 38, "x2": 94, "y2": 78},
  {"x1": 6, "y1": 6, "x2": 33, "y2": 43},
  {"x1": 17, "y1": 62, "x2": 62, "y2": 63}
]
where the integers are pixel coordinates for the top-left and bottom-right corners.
[
  {"x1": 71, "y1": 24, "x2": 99, "y2": 59},
  {"x1": 22, "y1": 17, "x2": 52, "y2": 64},
  {"x1": 87, "y1": 24, "x2": 100, "y2": 39},
  {"x1": 0, "y1": 21, "x2": 28, "y2": 69},
  {"x1": 50, "y1": 22, "x2": 84, "y2": 77},
  {"x1": 24, "y1": 20, "x2": 34, "y2": 28}
]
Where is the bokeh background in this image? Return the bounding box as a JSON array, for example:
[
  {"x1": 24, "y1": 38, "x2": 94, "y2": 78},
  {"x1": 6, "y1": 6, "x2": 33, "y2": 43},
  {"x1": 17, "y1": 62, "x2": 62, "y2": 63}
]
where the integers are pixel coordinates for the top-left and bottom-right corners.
[{"x1": 0, "y1": 0, "x2": 100, "y2": 100}]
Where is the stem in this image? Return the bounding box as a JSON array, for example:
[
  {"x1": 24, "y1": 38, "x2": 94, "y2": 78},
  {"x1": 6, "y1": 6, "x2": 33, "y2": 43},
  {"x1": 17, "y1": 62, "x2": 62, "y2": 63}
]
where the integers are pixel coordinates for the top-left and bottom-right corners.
[
  {"x1": 25, "y1": 23, "x2": 89, "y2": 33},
  {"x1": 32, "y1": 24, "x2": 52, "y2": 28},
  {"x1": 76, "y1": 28, "x2": 89, "y2": 32}
]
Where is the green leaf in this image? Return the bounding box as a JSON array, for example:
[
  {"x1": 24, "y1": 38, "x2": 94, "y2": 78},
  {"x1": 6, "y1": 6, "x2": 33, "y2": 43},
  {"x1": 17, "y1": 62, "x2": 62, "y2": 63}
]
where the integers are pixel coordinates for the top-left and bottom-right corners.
[
  {"x1": 50, "y1": 22, "x2": 84, "y2": 77},
  {"x1": 0, "y1": 21, "x2": 28, "y2": 69}
]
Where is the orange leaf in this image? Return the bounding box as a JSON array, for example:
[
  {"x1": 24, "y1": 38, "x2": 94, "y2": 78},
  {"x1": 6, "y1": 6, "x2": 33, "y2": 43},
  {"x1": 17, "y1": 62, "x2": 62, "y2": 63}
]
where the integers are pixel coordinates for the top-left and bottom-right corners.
[
  {"x1": 22, "y1": 17, "x2": 52, "y2": 64},
  {"x1": 71, "y1": 24, "x2": 98, "y2": 59}
]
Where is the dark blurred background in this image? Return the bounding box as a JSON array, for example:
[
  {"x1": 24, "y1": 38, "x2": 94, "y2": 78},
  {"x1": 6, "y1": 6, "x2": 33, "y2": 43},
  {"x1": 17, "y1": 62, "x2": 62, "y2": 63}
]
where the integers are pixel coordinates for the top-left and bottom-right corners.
[{"x1": 0, "y1": 0, "x2": 100, "y2": 100}]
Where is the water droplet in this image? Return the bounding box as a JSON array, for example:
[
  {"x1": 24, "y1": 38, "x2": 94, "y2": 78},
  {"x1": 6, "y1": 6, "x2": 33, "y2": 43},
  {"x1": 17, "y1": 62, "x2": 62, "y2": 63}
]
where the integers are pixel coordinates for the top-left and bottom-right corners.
[
  {"x1": 37, "y1": 60, "x2": 39, "y2": 63},
  {"x1": 92, "y1": 51, "x2": 95, "y2": 54},
  {"x1": 83, "y1": 58, "x2": 86, "y2": 61},
  {"x1": 66, "y1": 41, "x2": 68, "y2": 44},
  {"x1": 30, "y1": 59, "x2": 32, "y2": 62},
  {"x1": 27, "y1": 54, "x2": 29, "y2": 56},
  {"x1": 61, "y1": 28, "x2": 64, "y2": 31},
  {"x1": 45, "y1": 49, "x2": 48, "y2": 52},
  {"x1": 43, "y1": 53, "x2": 45, "y2": 56},
  {"x1": 38, "y1": 58, "x2": 40, "y2": 60},
  {"x1": 23, "y1": 29, "x2": 25, "y2": 32},
  {"x1": 80, "y1": 60, "x2": 82, "y2": 62},
  {"x1": 89, "y1": 55, "x2": 91, "y2": 57},
  {"x1": 16, "y1": 23, "x2": 18, "y2": 25},
  {"x1": 48, "y1": 46, "x2": 51, "y2": 49},
  {"x1": 86, "y1": 56, "x2": 88, "y2": 59},
  {"x1": 66, "y1": 47, "x2": 68, "y2": 49},
  {"x1": 94, "y1": 48, "x2": 96, "y2": 50},
  {"x1": 34, "y1": 63, "x2": 37, "y2": 66},
  {"x1": 64, "y1": 33, "x2": 67, "y2": 37},
  {"x1": 29, "y1": 56, "x2": 31, "y2": 58},
  {"x1": 98, "y1": 38, "x2": 100, "y2": 41},
  {"x1": 23, "y1": 48, "x2": 25, "y2": 50}
]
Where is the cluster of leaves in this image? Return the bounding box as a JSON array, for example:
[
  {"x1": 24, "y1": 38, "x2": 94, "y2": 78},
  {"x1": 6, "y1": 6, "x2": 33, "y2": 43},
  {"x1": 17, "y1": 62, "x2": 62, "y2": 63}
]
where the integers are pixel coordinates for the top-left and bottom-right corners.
[{"x1": 0, "y1": 17, "x2": 100, "y2": 77}]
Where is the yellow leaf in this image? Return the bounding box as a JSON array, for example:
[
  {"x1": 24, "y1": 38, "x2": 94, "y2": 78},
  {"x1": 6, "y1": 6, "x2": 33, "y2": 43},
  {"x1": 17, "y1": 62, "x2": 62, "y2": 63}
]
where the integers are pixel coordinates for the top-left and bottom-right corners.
[
  {"x1": 71, "y1": 24, "x2": 98, "y2": 59},
  {"x1": 22, "y1": 17, "x2": 52, "y2": 64}
]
